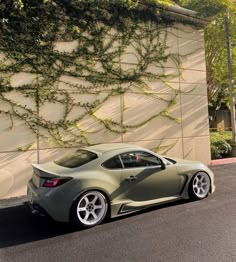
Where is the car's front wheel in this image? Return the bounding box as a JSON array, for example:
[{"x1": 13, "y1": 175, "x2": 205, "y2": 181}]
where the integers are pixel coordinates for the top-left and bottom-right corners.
[
  {"x1": 189, "y1": 172, "x2": 211, "y2": 200},
  {"x1": 71, "y1": 191, "x2": 108, "y2": 228}
]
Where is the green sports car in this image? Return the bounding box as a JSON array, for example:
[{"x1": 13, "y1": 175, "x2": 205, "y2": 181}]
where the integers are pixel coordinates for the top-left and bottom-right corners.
[{"x1": 27, "y1": 143, "x2": 215, "y2": 228}]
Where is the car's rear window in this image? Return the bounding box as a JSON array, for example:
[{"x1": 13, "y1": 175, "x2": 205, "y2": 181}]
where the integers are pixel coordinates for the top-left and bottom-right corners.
[{"x1": 55, "y1": 150, "x2": 98, "y2": 168}]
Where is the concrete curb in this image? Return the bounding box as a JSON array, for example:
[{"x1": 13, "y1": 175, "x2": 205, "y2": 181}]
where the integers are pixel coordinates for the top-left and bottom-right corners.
[
  {"x1": 0, "y1": 196, "x2": 27, "y2": 209},
  {"x1": 211, "y1": 157, "x2": 236, "y2": 166}
]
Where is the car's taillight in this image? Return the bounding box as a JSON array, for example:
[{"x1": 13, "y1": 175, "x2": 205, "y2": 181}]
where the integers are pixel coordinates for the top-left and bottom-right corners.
[{"x1": 43, "y1": 177, "x2": 72, "y2": 187}]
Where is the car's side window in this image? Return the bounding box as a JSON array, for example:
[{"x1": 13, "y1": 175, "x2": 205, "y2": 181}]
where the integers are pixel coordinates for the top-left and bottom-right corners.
[
  {"x1": 120, "y1": 151, "x2": 162, "y2": 168},
  {"x1": 102, "y1": 155, "x2": 123, "y2": 169}
]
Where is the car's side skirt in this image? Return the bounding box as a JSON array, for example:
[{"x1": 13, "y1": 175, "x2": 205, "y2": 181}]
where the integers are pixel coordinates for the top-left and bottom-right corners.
[{"x1": 110, "y1": 195, "x2": 182, "y2": 218}]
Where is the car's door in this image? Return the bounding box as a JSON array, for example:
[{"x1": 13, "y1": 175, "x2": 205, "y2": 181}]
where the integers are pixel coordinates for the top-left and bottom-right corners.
[{"x1": 120, "y1": 151, "x2": 180, "y2": 201}]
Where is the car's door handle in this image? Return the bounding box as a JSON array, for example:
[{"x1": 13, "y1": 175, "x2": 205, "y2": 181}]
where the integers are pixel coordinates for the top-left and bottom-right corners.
[{"x1": 125, "y1": 176, "x2": 137, "y2": 182}]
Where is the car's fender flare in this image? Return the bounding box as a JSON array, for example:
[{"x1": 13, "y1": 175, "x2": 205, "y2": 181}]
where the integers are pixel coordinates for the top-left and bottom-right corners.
[
  {"x1": 180, "y1": 170, "x2": 212, "y2": 198},
  {"x1": 187, "y1": 171, "x2": 212, "y2": 194},
  {"x1": 69, "y1": 188, "x2": 111, "y2": 221}
]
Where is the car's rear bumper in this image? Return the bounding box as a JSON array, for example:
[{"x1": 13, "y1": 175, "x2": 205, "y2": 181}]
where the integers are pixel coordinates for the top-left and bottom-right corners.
[
  {"x1": 27, "y1": 180, "x2": 72, "y2": 222},
  {"x1": 28, "y1": 201, "x2": 49, "y2": 217}
]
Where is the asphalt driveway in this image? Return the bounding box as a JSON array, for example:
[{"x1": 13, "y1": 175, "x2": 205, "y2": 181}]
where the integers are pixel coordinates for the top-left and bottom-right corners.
[{"x1": 0, "y1": 163, "x2": 236, "y2": 262}]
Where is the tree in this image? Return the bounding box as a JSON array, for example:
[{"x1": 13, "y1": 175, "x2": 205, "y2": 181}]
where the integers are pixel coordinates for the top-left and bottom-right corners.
[
  {"x1": 204, "y1": 13, "x2": 236, "y2": 110},
  {"x1": 174, "y1": 0, "x2": 236, "y2": 16},
  {"x1": 174, "y1": 1, "x2": 236, "y2": 111}
]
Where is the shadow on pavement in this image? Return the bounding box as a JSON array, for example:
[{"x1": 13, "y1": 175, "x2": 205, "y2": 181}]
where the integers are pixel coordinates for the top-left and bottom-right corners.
[
  {"x1": 0, "y1": 199, "x2": 189, "y2": 249},
  {"x1": 0, "y1": 203, "x2": 76, "y2": 249}
]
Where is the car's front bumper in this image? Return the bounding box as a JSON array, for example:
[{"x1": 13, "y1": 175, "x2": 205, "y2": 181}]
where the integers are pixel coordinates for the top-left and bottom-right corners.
[
  {"x1": 211, "y1": 183, "x2": 216, "y2": 194},
  {"x1": 204, "y1": 166, "x2": 216, "y2": 194}
]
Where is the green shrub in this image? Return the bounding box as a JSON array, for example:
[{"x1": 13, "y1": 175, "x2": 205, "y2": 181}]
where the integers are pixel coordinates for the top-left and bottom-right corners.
[{"x1": 210, "y1": 132, "x2": 232, "y2": 159}]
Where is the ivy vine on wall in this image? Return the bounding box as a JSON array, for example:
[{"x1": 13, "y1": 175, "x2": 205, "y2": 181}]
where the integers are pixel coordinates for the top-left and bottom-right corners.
[{"x1": 0, "y1": 0, "x2": 196, "y2": 151}]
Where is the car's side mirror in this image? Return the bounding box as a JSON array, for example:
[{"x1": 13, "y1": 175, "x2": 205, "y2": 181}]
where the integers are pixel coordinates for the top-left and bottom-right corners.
[{"x1": 160, "y1": 159, "x2": 166, "y2": 170}]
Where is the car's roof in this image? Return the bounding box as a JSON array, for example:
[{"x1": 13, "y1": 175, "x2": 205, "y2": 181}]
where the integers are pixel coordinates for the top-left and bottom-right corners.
[{"x1": 82, "y1": 143, "x2": 143, "y2": 154}]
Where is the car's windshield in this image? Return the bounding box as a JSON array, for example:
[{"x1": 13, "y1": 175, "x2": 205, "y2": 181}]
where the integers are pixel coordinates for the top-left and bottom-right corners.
[{"x1": 55, "y1": 150, "x2": 97, "y2": 168}]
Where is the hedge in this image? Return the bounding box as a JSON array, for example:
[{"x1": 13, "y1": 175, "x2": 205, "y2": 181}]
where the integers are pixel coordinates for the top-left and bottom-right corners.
[{"x1": 210, "y1": 131, "x2": 232, "y2": 159}]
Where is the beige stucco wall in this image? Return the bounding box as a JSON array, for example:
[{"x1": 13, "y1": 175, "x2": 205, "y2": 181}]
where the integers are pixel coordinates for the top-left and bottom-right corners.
[{"x1": 0, "y1": 23, "x2": 210, "y2": 199}]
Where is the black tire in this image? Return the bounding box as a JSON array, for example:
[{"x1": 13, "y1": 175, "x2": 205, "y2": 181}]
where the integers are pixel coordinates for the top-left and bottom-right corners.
[
  {"x1": 189, "y1": 172, "x2": 211, "y2": 200},
  {"x1": 71, "y1": 191, "x2": 108, "y2": 229}
]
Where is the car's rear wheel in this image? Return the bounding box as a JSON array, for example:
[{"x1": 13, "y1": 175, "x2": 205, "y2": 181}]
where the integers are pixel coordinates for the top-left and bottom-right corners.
[
  {"x1": 189, "y1": 172, "x2": 211, "y2": 200},
  {"x1": 71, "y1": 191, "x2": 108, "y2": 228}
]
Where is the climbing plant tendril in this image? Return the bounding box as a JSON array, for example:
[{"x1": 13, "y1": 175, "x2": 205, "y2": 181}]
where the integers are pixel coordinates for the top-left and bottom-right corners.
[{"x1": 0, "y1": 0, "x2": 199, "y2": 151}]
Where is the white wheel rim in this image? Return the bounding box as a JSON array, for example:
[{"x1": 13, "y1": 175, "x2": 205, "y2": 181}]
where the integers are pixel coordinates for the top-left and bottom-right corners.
[
  {"x1": 193, "y1": 173, "x2": 210, "y2": 198},
  {"x1": 77, "y1": 191, "x2": 107, "y2": 226}
]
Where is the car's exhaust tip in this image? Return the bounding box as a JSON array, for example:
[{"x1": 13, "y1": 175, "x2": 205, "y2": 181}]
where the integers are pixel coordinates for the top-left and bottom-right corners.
[{"x1": 28, "y1": 203, "x2": 47, "y2": 217}]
